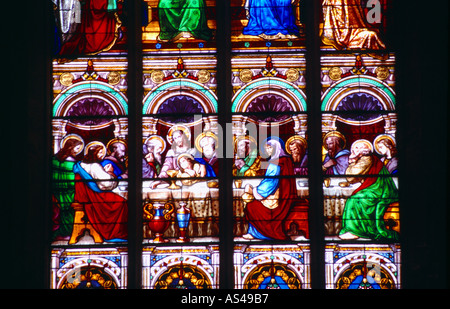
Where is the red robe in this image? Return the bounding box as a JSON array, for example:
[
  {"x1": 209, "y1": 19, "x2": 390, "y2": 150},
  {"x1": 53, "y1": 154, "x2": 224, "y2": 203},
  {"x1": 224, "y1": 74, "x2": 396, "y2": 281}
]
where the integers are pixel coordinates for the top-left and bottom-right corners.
[
  {"x1": 73, "y1": 174, "x2": 128, "y2": 241},
  {"x1": 245, "y1": 156, "x2": 297, "y2": 240},
  {"x1": 59, "y1": 0, "x2": 121, "y2": 56}
]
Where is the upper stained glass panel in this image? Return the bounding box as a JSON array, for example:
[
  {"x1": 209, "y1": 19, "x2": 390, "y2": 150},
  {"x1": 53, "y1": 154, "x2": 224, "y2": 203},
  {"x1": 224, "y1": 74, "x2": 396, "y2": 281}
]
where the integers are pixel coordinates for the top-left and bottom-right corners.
[
  {"x1": 321, "y1": 0, "x2": 392, "y2": 52},
  {"x1": 142, "y1": 0, "x2": 217, "y2": 53},
  {"x1": 230, "y1": 0, "x2": 305, "y2": 52},
  {"x1": 52, "y1": 0, "x2": 127, "y2": 58}
]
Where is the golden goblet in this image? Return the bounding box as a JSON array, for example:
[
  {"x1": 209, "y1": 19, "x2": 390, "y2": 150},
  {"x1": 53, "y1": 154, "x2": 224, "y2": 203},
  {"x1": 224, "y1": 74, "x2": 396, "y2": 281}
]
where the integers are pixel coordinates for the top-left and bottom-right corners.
[{"x1": 166, "y1": 169, "x2": 181, "y2": 189}]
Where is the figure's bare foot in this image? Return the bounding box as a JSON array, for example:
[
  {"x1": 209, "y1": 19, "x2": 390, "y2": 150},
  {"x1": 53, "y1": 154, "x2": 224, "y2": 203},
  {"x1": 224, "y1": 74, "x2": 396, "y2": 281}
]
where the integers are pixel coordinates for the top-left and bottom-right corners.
[
  {"x1": 339, "y1": 232, "x2": 359, "y2": 240},
  {"x1": 242, "y1": 234, "x2": 255, "y2": 240}
]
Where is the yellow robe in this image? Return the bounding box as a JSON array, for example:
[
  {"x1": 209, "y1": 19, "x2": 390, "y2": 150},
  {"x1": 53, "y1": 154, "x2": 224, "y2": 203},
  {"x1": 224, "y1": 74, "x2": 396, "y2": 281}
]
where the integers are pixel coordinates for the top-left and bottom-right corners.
[{"x1": 321, "y1": 0, "x2": 385, "y2": 50}]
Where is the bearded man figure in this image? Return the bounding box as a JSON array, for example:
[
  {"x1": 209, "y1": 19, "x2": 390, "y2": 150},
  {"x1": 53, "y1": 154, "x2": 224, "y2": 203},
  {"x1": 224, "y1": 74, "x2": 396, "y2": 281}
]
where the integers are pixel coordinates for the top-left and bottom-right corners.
[
  {"x1": 322, "y1": 131, "x2": 350, "y2": 175},
  {"x1": 339, "y1": 139, "x2": 399, "y2": 241},
  {"x1": 286, "y1": 135, "x2": 308, "y2": 176}
]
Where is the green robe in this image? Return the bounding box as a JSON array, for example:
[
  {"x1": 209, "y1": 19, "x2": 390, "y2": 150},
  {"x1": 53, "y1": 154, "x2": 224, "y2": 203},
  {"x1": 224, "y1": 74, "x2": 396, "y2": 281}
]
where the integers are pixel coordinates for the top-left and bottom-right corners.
[
  {"x1": 234, "y1": 149, "x2": 261, "y2": 177},
  {"x1": 340, "y1": 159, "x2": 399, "y2": 241},
  {"x1": 158, "y1": 0, "x2": 212, "y2": 41},
  {"x1": 52, "y1": 158, "x2": 77, "y2": 239}
]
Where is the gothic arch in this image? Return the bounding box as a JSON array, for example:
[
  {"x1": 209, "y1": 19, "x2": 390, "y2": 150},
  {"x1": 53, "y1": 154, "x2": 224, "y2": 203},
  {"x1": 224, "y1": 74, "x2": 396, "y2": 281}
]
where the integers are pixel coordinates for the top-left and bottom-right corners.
[
  {"x1": 241, "y1": 253, "x2": 305, "y2": 289},
  {"x1": 52, "y1": 81, "x2": 129, "y2": 152},
  {"x1": 56, "y1": 257, "x2": 122, "y2": 289},
  {"x1": 143, "y1": 79, "x2": 218, "y2": 115},
  {"x1": 53, "y1": 81, "x2": 128, "y2": 117},
  {"x1": 149, "y1": 255, "x2": 215, "y2": 289},
  {"x1": 332, "y1": 252, "x2": 399, "y2": 288},
  {"x1": 321, "y1": 76, "x2": 396, "y2": 112},
  {"x1": 232, "y1": 77, "x2": 307, "y2": 113}
]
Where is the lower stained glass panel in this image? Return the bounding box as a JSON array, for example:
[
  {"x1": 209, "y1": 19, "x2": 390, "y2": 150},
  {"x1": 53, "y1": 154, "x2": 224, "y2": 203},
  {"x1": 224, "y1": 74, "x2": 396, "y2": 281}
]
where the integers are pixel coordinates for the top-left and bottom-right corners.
[
  {"x1": 142, "y1": 245, "x2": 220, "y2": 289},
  {"x1": 51, "y1": 247, "x2": 128, "y2": 289},
  {"x1": 234, "y1": 244, "x2": 311, "y2": 289},
  {"x1": 325, "y1": 243, "x2": 401, "y2": 289}
]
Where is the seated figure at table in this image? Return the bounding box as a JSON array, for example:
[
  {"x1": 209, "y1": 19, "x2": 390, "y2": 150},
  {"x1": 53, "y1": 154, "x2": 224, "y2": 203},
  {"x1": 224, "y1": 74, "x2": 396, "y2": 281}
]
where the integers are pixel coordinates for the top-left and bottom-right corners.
[
  {"x1": 52, "y1": 134, "x2": 84, "y2": 241},
  {"x1": 72, "y1": 141, "x2": 128, "y2": 242},
  {"x1": 338, "y1": 139, "x2": 399, "y2": 241},
  {"x1": 176, "y1": 153, "x2": 207, "y2": 186},
  {"x1": 195, "y1": 131, "x2": 219, "y2": 177},
  {"x1": 322, "y1": 131, "x2": 350, "y2": 175},
  {"x1": 159, "y1": 125, "x2": 197, "y2": 178},
  {"x1": 242, "y1": 137, "x2": 297, "y2": 240},
  {"x1": 286, "y1": 135, "x2": 308, "y2": 176},
  {"x1": 143, "y1": 135, "x2": 166, "y2": 179},
  {"x1": 102, "y1": 138, "x2": 128, "y2": 179},
  {"x1": 374, "y1": 134, "x2": 398, "y2": 174},
  {"x1": 233, "y1": 135, "x2": 262, "y2": 177}
]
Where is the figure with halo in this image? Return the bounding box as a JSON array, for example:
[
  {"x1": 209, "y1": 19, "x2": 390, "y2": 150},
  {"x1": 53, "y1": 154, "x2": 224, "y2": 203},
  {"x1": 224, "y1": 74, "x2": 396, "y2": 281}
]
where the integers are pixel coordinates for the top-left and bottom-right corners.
[
  {"x1": 72, "y1": 141, "x2": 128, "y2": 242},
  {"x1": 242, "y1": 136, "x2": 296, "y2": 240},
  {"x1": 322, "y1": 131, "x2": 350, "y2": 175},
  {"x1": 285, "y1": 135, "x2": 308, "y2": 175},
  {"x1": 374, "y1": 134, "x2": 398, "y2": 174},
  {"x1": 338, "y1": 139, "x2": 399, "y2": 241},
  {"x1": 52, "y1": 134, "x2": 85, "y2": 241},
  {"x1": 195, "y1": 131, "x2": 219, "y2": 177},
  {"x1": 233, "y1": 135, "x2": 262, "y2": 177},
  {"x1": 143, "y1": 135, "x2": 166, "y2": 179},
  {"x1": 159, "y1": 125, "x2": 198, "y2": 178},
  {"x1": 102, "y1": 138, "x2": 128, "y2": 179}
]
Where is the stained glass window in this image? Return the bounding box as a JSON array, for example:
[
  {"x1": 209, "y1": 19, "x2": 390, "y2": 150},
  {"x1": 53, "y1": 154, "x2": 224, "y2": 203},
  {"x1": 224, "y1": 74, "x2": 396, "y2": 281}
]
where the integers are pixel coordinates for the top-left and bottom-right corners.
[{"x1": 45, "y1": 0, "x2": 409, "y2": 290}]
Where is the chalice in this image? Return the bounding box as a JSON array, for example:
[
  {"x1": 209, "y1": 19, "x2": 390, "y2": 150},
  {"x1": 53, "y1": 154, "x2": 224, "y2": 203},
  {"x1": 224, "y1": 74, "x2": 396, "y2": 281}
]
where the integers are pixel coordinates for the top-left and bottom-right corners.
[{"x1": 166, "y1": 169, "x2": 181, "y2": 189}]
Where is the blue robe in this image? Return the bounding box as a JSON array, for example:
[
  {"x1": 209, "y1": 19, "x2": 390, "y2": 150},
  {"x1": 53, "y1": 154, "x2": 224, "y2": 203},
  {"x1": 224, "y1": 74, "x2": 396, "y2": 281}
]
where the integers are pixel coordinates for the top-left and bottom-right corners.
[
  {"x1": 245, "y1": 156, "x2": 296, "y2": 240},
  {"x1": 195, "y1": 157, "x2": 216, "y2": 177},
  {"x1": 243, "y1": 0, "x2": 299, "y2": 37}
]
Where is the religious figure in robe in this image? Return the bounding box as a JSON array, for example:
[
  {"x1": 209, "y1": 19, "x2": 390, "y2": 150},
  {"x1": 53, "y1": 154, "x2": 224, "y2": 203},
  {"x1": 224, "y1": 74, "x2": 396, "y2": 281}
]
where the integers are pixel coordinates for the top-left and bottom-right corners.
[
  {"x1": 243, "y1": 0, "x2": 300, "y2": 40},
  {"x1": 157, "y1": 0, "x2": 212, "y2": 42},
  {"x1": 52, "y1": 134, "x2": 84, "y2": 241},
  {"x1": 54, "y1": 0, "x2": 122, "y2": 56},
  {"x1": 102, "y1": 138, "x2": 128, "y2": 179},
  {"x1": 195, "y1": 132, "x2": 219, "y2": 177},
  {"x1": 159, "y1": 125, "x2": 198, "y2": 178},
  {"x1": 286, "y1": 135, "x2": 308, "y2": 175},
  {"x1": 374, "y1": 134, "x2": 398, "y2": 174},
  {"x1": 175, "y1": 153, "x2": 207, "y2": 186},
  {"x1": 143, "y1": 135, "x2": 166, "y2": 179},
  {"x1": 321, "y1": 0, "x2": 386, "y2": 50},
  {"x1": 338, "y1": 139, "x2": 399, "y2": 241},
  {"x1": 233, "y1": 136, "x2": 262, "y2": 177},
  {"x1": 322, "y1": 131, "x2": 350, "y2": 175},
  {"x1": 72, "y1": 141, "x2": 128, "y2": 242},
  {"x1": 242, "y1": 137, "x2": 297, "y2": 240}
]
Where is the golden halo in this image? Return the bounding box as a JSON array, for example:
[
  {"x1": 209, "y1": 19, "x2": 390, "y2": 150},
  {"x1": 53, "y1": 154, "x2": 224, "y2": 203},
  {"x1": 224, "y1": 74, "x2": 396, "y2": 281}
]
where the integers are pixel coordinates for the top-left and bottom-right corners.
[
  {"x1": 144, "y1": 135, "x2": 167, "y2": 153},
  {"x1": 285, "y1": 135, "x2": 307, "y2": 154},
  {"x1": 60, "y1": 134, "x2": 84, "y2": 155},
  {"x1": 84, "y1": 141, "x2": 107, "y2": 159},
  {"x1": 106, "y1": 138, "x2": 128, "y2": 155},
  {"x1": 176, "y1": 152, "x2": 195, "y2": 168},
  {"x1": 233, "y1": 135, "x2": 257, "y2": 152},
  {"x1": 323, "y1": 131, "x2": 346, "y2": 149},
  {"x1": 167, "y1": 125, "x2": 191, "y2": 145},
  {"x1": 373, "y1": 134, "x2": 396, "y2": 154},
  {"x1": 350, "y1": 139, "x2": 373, "y2": 153},
  {"x1": 195, "y1": 131, "x2": 219, "y2": 153}
]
